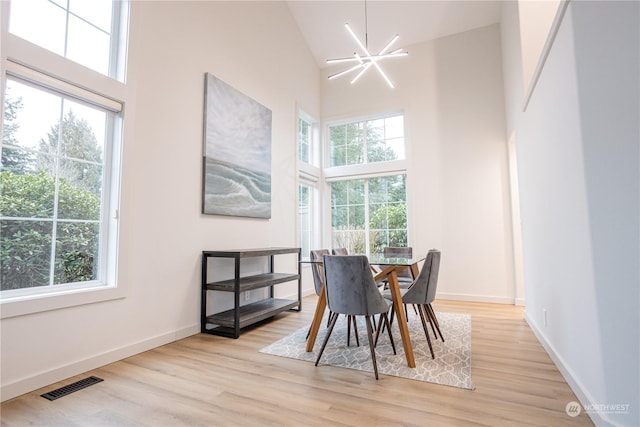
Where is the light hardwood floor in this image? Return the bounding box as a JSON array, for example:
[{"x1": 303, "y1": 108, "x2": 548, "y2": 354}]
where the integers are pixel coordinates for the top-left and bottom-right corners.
[{"x1": 1, "y1": 298, "x2": 594, "y2": 426}]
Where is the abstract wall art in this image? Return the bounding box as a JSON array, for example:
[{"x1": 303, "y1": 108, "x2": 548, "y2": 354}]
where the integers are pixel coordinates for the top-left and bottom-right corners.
[{"x1": 202, "y1": 73, "x2": 272, "y2": 218}]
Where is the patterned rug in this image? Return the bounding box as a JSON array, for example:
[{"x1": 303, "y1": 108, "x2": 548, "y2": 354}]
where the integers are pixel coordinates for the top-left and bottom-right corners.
[{"x1": 260, "y1": 311, "x2": 474, "y2": 389}]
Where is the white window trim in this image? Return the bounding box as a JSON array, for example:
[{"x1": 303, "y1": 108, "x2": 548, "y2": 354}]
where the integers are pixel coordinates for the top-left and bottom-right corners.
[
  {"x1": 298, "y1": 178, "x2": 321, "y2": 259},
  {"x1": 0, "y1": 1, "x2": 130, "y2": 319},
  {"x1": 324, "y1": 159, "x2": 407, "y2": 180},
  {"x1": 296, "y1": 108, "x2": 322, "y2": 258}
]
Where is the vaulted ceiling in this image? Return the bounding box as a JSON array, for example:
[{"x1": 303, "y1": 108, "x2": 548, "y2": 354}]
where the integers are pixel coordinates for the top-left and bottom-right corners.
[{"x1": 286, "y1": 1, "x2": 502, "y2": 68}]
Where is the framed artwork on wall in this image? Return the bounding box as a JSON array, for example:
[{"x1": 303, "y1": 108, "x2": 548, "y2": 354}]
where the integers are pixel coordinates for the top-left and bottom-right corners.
[{"x1": 202, "y1": 73, "x2": 272, "y2": 218}]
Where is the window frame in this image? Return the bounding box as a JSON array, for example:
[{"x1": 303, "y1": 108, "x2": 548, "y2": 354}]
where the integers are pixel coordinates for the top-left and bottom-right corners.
[
  {"x1": 296, "y1": 109, "x2": 321, "y2": 258},
  {"x1": 326, "y1": 110, "x2": 406, "y2": 168},
  {"x1": 323, "y1": 110, "x2": 409, "y2": 253},
  {"x1": 0, "y1": 0, "x2": 129, "y2": 319},
  {"x1": 6, "y1": 0, "x2": 129, "y2": 82}
]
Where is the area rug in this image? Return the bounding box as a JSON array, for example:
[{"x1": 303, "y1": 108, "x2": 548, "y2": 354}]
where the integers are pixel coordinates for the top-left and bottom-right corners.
[{"x1": 260, "y1": 311, "x2": 474, "y2": 389}]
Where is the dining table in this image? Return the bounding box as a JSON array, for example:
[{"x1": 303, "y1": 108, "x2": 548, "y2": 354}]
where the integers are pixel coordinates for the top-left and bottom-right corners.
[{"x1": 302, "y1": 254, "x2": 424, "y2": 368}]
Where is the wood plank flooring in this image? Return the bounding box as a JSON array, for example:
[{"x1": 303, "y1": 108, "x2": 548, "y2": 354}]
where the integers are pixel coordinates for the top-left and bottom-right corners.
[{"x1": 0, "y1": 298, "x2": 594, "y2": 426}]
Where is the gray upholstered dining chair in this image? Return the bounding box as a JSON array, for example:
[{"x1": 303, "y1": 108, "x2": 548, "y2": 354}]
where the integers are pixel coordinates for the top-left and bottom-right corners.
[
  {"x1": 308, "y1": 249, "x2": 359, "y2": 345},
  {"x1": 382, "y1": 249, "x2": 443, "y2": 359},
  {"x1": 310, "y1": 249, "x2": 330, "y2": 297},
  {"x1": 383, "y1": 246, "x2": 415, "y2": 285},
  {"x1": 383, "y1": 246, "x2": 413, "y2": 258},
  {"x1": 330, "y1": 247, "x2": 362, "y2": 345},
  {"x1": 315, "y1": 255, "x2": 396, "y2": 379},
  {"x1": 306, "y1": 249, "x2": 333, "y2": 340}
]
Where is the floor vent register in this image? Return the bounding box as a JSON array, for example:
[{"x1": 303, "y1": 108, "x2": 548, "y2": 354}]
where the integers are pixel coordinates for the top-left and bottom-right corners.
[{"x1": 41, "y1": 376, "x2": 104, "y2": 401}]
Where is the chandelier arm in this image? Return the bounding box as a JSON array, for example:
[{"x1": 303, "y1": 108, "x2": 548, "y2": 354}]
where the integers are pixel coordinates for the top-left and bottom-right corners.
[
  {"x1": 370, "y1": 52, "x2": 408, "y2": 61},
  {"x1": 328, "y1": 63, "x2": 366, "y2": 80},
  {"x1": 378, "y1": 35, "x2": 399, "y2": 56},
  {"x1": 345, "y1": 23, "x2": 371, "y2": 57},
  {"x1": 351, "y1": 63, "x2": 372, "y2": 84},
  {"x1": 326, "y1": 56, "x2": 365, "y2": 64},
  {"x1": 371, "y1": 61, "x2": 395, "y2": 89}
]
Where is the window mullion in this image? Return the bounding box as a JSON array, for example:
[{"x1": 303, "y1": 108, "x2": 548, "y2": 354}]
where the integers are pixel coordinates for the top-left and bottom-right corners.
[
  {"x1": 47, "y1": 97, "x2": 66, "y2": 287},
  {"x1": 62, "y1": 0, "x2": 70, "y2": 59},
  {"x1": 364, "y1": 180, "x2": 371, "y2": 254},
  {"x1": 363, "y1": 120, "x2": 368, "y2": 164}
]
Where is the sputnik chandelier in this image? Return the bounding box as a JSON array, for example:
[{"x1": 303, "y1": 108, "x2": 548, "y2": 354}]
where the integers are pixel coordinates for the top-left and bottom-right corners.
[{"x1": 326, "y1": 0, "x2": 408, "y2": 89}]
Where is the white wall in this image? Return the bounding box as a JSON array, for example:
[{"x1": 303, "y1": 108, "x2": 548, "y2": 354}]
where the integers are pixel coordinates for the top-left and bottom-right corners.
[
  {"x1": 501, "y1": 1, "x2": 639, "y2": 425},
  {"x1": 322, "y1": 24, "x2": 516, "y2": 304},
  {"x1": 0, "y1": 1, "x2": 320, "y2": 401}
]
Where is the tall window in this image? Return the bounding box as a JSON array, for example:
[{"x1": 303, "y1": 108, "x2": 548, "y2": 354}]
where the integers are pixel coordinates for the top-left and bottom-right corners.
[
  {"x1": 1, "y1": 75, "x2": 120, "y2": 292},
  {"x1": 297, "y1": 110, "x2": 319, "y2": 257},
  {"x1": 8, "y1": 0, "x2": 127, "y2": 80},
  {"x1": 1, "y1": 0, "x2": 128, "y2": 304},
  {"x1": 326, "y1": 112, "x2": 407, "y2": 254}
]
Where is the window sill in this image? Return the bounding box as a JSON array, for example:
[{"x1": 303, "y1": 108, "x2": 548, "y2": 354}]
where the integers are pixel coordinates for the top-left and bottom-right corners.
[{"x1": 0, "y1": 284, "x2": 126, "y2": 319}]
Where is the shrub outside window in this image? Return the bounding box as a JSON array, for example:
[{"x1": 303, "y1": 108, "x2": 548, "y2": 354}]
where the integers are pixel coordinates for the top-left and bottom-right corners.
[
  {"x1": 330, "y1": 174, "x2": 407, "y2": 254},
  {"x1": 1, "y1": 77, "x2": 118, "y2": 292}
]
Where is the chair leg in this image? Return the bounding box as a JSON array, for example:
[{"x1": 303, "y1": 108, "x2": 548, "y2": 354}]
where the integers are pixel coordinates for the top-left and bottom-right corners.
[
  {"x1": 374, "y1": 313, "x2": 384, "y2": 346},
  {"x1": 382, "y1": 313, "x2": 397, "y2": 355},
  {"x1": 327, "y1": 311, "x2": 337, "y2": 328},
  {"x1": 425, "y1": 306, "x2": 438, "y2": 340},
  {"x1": 426, "y1": 304, "x2": 445, "y2": 342},
  {"x1": 307, "y1": 310, "x2": 331, "y2": 340},
  {"x1": 352, "y1": 315, "x2": 360, "y2": 347},
  {"x1": 364, "y1": 315, "x2": 379, "y2": 380},
  {"x1": 372, "y1": 312, "x2": 396, "y2": 354},
  {"x1": 347, "y1": 315, "x2": 352, "y2": 346},
  {"x1": 417, "y1": 304, "x2": 435, "y2": 359},
  {"x1": 315, "y1": 312, "x2": 339, "y2": 367}
]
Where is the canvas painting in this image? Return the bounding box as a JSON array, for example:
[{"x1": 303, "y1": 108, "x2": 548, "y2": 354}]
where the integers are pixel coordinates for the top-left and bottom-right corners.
[{"x1": 202, "y1": 73, "x2": 272, "y2": 218}]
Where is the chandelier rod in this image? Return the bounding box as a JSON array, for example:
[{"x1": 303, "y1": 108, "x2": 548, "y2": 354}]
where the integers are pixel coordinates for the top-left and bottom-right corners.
[{"x1": 364, "y1": 0, "x2": 368, "y2": 50}]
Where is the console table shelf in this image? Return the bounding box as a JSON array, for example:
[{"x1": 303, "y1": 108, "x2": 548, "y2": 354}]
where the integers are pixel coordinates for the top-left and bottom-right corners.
[
  {"x1": 205, "y1": 272, "x2": 300, "y2": 292},
  {"x1": 201, "y1": 247, "x2": 301, "y2": 338}
]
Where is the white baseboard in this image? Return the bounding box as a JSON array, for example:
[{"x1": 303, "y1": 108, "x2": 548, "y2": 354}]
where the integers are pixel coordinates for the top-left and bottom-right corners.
[
  {"x1": 523, "y1": 311, "x2": 611, "y2": 426},
  {"x1": 1, "y1": 324, "x2": 199, "y2": 402},
  {"x1": 515, "y1": 297, "x2": 526, "y2": 306},
  {"x1": 437, "y1": 292, "x2": 516, "y2": 305}
]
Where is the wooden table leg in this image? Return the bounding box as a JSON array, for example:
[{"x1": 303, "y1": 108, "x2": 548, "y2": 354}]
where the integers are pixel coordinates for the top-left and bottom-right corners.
[
  {"x1": 410, "y1": 263, "x2": 419, "y2": 279},
  {"x1": 305, "y1": 285, "x2": 326, "y2": 352},
  {"x1": 388, "y1": 270, "x2": 416, "y2": 368}
]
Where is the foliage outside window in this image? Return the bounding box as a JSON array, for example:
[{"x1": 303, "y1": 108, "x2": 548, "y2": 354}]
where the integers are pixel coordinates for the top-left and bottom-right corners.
[
  {"x1": 1, "y1": 78, "x2": 113, "y2": 291},
  {"x1": 331, "y1": 175, "x2": 407, "y2": 254},
  {"x1": 329, "y1": 115, "x2": 404, "y2": 167},
  {"x1": 8, "y1": 0, "x2": 126, "y2": 80}
]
